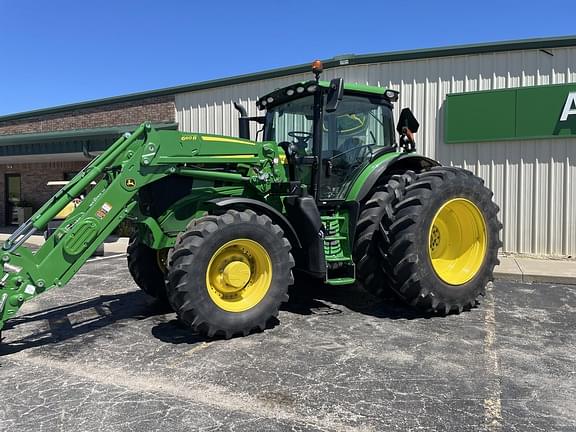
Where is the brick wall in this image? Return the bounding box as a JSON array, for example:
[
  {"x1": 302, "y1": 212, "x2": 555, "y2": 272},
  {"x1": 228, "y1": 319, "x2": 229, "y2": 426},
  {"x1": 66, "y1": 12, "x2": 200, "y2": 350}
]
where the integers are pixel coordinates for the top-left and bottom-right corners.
[
  {"x1": 0, "y1": 94, "x2": 177, "y2": 225},
  {"x1": 0, "y1": 95, "x2": 175, "y2": 136},
  {"x1": 0, "y1": 160, "x2": 87, "y2": 225}
]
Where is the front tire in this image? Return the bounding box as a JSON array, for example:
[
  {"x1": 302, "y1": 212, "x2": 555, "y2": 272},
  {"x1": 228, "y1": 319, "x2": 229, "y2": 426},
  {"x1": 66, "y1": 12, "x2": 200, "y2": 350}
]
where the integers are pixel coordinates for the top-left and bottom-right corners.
[
  {"x1": 127, "y1": 235, "x2": 168, "y2": 300},
  {"x1": 379, "y1": 167, "x2": 502, "y2": 313},
  {"x1": 167, "y1": 209, "x2": 294, "y2": 339}
]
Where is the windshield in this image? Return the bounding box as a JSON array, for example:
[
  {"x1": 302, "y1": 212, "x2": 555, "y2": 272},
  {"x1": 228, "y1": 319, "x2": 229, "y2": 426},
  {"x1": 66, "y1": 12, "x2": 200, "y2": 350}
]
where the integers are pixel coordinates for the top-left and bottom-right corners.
[
  {"x1": 265, "y1": 96, "x2": 314, "y2": 146},
  {"x1": 323, "y1": 96, "x2": 394, "y2": 153},
  {"x1": 266, "y1": 94, "x2": 395, "y2": 200}
]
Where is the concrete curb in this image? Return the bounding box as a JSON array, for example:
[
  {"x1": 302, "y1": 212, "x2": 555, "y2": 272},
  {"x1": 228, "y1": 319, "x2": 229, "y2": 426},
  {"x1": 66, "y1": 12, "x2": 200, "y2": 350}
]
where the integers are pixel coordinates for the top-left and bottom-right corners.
[
  {"x1": 102, "y1": 237, "x2": 129, "y2": 255},
  {"x1": 495, "y1": 256, "x2": 576, "y2": 285}
]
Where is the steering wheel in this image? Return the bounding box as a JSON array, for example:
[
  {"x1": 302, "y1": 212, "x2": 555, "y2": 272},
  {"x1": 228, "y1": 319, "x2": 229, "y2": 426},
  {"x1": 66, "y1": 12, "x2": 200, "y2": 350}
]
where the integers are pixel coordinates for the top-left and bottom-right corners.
[{"x1": 288, "y1": 131, "x2": 312, "y2": 150}]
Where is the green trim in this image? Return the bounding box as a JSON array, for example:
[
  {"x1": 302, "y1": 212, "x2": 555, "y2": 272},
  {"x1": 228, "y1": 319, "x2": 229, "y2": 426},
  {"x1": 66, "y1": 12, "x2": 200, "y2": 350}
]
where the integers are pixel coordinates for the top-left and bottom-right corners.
[
  {"x1": 1, "y1": 36, "x2": 575, "y2": 122},
  {"x1": 0, "y1": 122, "x2": 178, "y2": 145},
  {"x1": 445, "y1": 83, "x2": 576, "y2": 143},
  {"x1": 445, "y1": 81, "x2": 576, "y2": 97},
  {"x1": 445, "y1": 133, "x2": 576, "y2": 145},
  {"x1": 346, "y1": 151, "x2": 400, "y2": 200}
]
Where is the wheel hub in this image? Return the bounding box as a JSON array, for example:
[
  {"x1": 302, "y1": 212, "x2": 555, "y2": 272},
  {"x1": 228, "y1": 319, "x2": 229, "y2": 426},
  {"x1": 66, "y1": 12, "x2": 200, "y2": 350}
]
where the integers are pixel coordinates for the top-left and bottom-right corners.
[
  {"x1": 206, "y1": 239, "x2": 272, "y2": 312},
  {"x1": 429, "y1": 225, "x2": 441, "y2": 252},
  {"x1": 222, "y1": 261, "x2": 251, "y2": 289},
  {"x1": 156, "y1": 249, "x2": 169, "y2": 274},
  {"x1": 428, "y1": 198, "x2": 487, "y2": 286}
]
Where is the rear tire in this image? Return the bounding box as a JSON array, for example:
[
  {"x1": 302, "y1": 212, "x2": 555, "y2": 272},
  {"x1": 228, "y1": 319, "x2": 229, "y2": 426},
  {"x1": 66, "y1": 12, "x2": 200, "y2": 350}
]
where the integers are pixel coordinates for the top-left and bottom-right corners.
[
  {"x1": 167, "y1": 209, "x2": 294, "y2": 339},
  {"x1": 353, "y1": 187, "x2": 398, "y2": 298},
  {"x1": 378, "y1": 167, "x2": 502, "y2": 314},
  {"x1": 127, "y1": 235, "x2": 168, "y2": 300}
]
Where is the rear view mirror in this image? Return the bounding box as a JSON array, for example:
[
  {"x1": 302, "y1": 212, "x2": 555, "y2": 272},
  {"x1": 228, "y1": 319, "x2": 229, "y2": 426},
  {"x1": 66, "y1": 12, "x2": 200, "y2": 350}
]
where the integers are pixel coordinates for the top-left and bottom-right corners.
[
  {"x1": 396, "y1": 108, "x2": 420, "y2": 134},
  {"x1": 326, "y1": 78, "x2": 344, "y2": 113}
]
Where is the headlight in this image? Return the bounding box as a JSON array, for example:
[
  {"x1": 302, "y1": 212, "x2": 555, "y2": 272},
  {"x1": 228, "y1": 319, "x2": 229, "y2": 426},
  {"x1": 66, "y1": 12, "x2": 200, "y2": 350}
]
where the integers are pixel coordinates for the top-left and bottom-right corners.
[
  {"x1": 296, "y1": 86, "x2": 305, "y2": 94},
  {"x1": 286, "y1": 89, "x2": 295, "y2": 96},
  {"x1": 266, "y1": 97, "x2": 274, "y2": 104},
  {"x1": 307, "y1": 85, "x2": 317, "y2": 92}
]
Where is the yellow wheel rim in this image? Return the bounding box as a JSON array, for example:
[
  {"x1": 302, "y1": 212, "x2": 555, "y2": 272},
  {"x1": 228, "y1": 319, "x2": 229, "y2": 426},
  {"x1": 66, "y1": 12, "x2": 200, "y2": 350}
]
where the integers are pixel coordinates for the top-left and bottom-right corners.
[
  {"x1": 206, "y1": 239, "x2": 272, "y2": 312},
  {"x1": 156, "y1": 249, "x2": 169, "y2": 274},
  {"x1": 428, "y1": 198, "x2": 487, "y2": 285}
]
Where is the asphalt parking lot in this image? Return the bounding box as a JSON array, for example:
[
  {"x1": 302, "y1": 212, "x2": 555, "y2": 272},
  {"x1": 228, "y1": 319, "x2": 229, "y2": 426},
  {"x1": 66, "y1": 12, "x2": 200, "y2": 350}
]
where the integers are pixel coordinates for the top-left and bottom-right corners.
[{"x1": 0, "y1": 255, "x2": 575, "y2": 432}]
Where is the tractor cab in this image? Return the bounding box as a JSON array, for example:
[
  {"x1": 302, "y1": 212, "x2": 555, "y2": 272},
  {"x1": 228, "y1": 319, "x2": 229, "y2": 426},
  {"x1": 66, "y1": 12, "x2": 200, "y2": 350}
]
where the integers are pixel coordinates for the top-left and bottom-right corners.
[
  {"x1": 259, "y1": 79, "x2": 398, "y2": 201},
  {"x1": 234, "y1": 60, "x2": 418, "y2": 203}
]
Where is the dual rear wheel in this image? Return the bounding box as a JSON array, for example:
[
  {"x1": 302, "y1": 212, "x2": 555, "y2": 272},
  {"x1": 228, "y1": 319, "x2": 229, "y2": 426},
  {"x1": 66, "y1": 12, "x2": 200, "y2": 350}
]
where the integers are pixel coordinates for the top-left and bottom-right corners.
[{"x1": 354, "y1": 166, "x2": 502, "y2": 313}]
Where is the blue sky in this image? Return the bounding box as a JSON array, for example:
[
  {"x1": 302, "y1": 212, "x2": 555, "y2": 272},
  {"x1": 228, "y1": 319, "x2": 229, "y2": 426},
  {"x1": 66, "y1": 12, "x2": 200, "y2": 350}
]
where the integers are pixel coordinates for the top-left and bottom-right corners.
[{"x1": 1, "y1": 0, "x2": 575, "y2": 115}]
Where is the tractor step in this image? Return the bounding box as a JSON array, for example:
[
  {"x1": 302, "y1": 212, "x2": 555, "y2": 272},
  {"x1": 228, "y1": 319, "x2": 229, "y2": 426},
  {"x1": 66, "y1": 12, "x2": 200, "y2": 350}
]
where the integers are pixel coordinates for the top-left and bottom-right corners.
[
  {"x1": 325, "y1": 277, "x2": 356, "y2": 286},
  {"x1": 324, "y1": 235, "x2": 347, "y2": 241},
  {"x1": 325, "y1": 256, "x2": 352, "y2": 263},
  {"x1": 326, "y1": 261, "x2": 355, "y2": 285},
  {"x1": 321, "y1": 215, "x2": 346, "y2": 221}
]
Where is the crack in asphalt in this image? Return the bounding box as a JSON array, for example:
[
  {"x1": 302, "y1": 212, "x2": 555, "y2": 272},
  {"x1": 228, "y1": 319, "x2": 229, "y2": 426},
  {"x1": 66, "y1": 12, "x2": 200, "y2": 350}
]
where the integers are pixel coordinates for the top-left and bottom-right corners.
[{"x1": 11, "y1": 351, "x2": 374, "y2": 432}]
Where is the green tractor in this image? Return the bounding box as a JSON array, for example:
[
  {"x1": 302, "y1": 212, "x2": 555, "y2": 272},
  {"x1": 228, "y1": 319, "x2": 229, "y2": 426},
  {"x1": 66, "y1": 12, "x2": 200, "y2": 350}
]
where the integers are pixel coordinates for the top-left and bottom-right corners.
[{"x1": 0, "y1": 61, "x2": 501, "y2": 341}]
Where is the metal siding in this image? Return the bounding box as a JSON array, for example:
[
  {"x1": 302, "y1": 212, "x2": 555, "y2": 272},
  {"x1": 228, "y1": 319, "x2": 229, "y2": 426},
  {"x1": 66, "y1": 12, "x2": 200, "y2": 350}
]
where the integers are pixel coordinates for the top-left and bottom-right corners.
[{"x1": 176, "y1": 46, "x2": 576, "y2": 257}]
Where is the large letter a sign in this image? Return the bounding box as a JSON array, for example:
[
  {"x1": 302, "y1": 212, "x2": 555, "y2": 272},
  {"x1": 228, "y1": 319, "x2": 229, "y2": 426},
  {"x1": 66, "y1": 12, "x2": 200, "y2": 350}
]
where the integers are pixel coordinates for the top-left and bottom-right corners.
[{"x1": 560, "y1": 92, "x2": 576, "y2": 121}]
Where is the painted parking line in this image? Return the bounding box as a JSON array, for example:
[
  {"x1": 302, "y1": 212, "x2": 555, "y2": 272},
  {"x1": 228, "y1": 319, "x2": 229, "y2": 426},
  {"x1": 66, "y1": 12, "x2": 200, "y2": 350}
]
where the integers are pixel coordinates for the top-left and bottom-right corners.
[{"x1": 483, "y1": 283, "x2": 503, "y2": 431}]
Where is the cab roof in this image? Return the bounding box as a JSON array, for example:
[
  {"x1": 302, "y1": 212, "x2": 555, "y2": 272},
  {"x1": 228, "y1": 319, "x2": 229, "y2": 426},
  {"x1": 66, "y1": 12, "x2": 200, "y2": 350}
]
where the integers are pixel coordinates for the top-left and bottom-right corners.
[{"x1": 256, "y1": 80, "x2": 396, "y2": 111}]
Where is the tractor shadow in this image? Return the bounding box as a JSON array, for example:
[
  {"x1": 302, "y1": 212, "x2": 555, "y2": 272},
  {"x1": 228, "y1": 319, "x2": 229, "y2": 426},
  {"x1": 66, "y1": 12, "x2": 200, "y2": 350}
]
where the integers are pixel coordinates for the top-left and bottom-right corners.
[
  {"x1": 150, "y1": 319, "x2": 221, "y2": 345},
  {"x1": 0, "y1": 291, "x2": 175, "y2": 356},
  {"x1": 149, "y1": 318, "x2": 277, "y2": 345},
  {"x1": 0, "y1": 279, "x2": 439, "y2": 355},
  {"x1": 283, "y1": 275, "x2": 438, "y2": 320}
]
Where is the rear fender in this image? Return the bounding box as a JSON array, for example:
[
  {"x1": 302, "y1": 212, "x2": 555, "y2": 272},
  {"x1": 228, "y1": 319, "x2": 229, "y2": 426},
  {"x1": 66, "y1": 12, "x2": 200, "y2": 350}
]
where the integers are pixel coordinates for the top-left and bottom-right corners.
[{"x1": 347, "y1": 153, "x2": 439, "y2": 203}]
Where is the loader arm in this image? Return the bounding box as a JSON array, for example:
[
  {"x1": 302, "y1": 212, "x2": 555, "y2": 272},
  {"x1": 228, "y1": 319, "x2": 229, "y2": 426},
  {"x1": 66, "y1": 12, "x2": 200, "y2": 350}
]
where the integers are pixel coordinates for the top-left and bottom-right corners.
[{"x1": 0, "y1": 122, "x2": 284, "y2": 333}]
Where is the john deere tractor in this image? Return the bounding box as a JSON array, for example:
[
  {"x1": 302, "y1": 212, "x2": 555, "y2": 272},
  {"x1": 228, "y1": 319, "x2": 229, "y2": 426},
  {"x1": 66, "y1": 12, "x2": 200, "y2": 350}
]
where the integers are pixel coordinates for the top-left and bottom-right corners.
[{"x1": 0, "y1": 61, "x2": 501, "y2": 341}]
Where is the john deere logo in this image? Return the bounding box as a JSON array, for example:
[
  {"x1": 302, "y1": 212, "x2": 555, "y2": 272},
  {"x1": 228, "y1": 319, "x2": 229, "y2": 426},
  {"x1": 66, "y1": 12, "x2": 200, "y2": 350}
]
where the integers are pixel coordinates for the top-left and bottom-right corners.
[{"x1": 125, "y1": 178, "x2": 136, "y2": 188}]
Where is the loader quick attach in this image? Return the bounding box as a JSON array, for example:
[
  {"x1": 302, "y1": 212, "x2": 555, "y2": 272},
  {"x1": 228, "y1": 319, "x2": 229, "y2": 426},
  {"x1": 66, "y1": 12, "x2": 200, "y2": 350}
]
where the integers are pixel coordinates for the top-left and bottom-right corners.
[{"x1": 0, "y1": 61, "x2": 502, "y2": 341}]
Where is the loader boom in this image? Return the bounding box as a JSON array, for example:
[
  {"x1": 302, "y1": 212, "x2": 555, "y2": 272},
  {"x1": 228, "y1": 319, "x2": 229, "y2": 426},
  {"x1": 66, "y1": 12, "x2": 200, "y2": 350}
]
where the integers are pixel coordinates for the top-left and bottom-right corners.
[{"x1": 0, "y1": 122, "x2": 285, "y2": 332}]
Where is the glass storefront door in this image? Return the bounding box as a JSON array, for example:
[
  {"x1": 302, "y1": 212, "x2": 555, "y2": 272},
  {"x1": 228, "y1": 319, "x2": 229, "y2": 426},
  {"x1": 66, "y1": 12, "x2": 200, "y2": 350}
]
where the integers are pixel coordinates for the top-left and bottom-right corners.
[{"x1": 5, "y1": 174, "x2": 21, "y2": 225}]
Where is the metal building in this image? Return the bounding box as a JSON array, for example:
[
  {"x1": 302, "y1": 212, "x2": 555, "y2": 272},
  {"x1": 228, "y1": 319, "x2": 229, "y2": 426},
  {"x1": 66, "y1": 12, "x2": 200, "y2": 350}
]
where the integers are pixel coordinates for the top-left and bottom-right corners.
[
  {"x1": 175, "y1": 37, "x2": 576, "y2": 257},
  {"x1": 1, "y1": 36, "x2": 575, "y2": 257}
]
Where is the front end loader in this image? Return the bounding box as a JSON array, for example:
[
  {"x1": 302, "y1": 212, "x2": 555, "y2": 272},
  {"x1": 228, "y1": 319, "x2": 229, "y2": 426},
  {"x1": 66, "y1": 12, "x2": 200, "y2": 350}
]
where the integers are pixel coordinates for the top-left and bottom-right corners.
[{"x1": 0, "y1": 61, "x2": 501, "y2": 342}]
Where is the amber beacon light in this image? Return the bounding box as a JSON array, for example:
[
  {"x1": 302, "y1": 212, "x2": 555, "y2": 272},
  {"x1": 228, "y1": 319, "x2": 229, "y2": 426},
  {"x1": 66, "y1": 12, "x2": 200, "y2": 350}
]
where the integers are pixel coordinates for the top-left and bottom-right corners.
[{"x1": 312, "y1": 59, "x2": 323, "y2": 74}]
